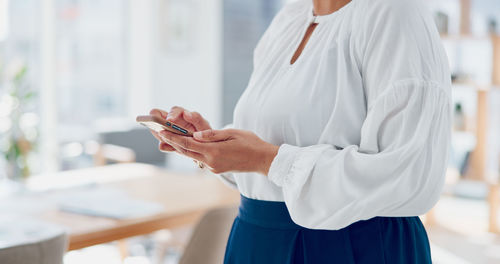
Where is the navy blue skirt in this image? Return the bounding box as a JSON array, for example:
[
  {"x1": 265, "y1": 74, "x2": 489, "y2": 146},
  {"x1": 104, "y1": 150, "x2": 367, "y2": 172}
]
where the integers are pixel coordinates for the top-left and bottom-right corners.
[{"x1": 224, "y1": 195, "x2": 432, "y2": 264}]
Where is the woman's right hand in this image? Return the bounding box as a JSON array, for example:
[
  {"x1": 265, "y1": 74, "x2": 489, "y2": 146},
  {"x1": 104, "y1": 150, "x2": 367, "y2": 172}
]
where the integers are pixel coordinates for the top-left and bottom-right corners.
[{"x1": 149, "y1": 106, "x2": 211, "y2": 153}]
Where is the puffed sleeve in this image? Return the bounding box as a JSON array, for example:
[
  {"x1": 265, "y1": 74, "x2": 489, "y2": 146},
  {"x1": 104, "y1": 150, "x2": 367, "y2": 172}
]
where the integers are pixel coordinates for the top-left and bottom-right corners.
[
  {"x1": 213, "y1": 123, "x2": 237, "y2": 189},
  {"x1": 267, "y1": 0, "x2": 452, "y2": 230}
]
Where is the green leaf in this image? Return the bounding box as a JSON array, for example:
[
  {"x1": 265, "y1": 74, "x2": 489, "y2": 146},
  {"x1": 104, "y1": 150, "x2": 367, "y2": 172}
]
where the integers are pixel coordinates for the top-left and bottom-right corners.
[
  {"x1": 14, "y1": 66, "x2": 28, "y2": 83},
  {"x1": 23, "y1": 91, "x2": 36, "y2": 100},
  {"x1": 13, "y1": 142, "x2": 21, "y2": 159}
]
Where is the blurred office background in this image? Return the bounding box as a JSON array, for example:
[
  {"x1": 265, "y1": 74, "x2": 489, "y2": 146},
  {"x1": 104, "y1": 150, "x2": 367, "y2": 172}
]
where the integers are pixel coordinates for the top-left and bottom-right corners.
[{"x1": 0, "y1": 0, "x2": 500, "y2": 263}]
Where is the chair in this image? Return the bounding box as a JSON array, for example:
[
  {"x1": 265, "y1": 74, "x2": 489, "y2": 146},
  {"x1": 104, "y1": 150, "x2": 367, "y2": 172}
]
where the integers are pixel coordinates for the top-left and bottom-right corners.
[
  {"x1": 178, "y1": 206, "x2": 238, "y2": 264},
  {"x1": 0, "y1": 232, "x2": 67, "y2": 264},
  {"x1": 97, "y1": 127, "x2": 165, "y2": 166}
]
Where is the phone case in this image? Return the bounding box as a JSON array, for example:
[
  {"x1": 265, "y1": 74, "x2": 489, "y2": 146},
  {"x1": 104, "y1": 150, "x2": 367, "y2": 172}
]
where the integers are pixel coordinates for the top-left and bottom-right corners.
[{"x1": 136, "y1": 115, "x2": 193, "y2": 136}]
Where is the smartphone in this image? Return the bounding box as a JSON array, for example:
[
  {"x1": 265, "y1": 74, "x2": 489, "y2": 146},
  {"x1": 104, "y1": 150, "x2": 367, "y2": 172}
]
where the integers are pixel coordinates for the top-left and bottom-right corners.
[{"x1": 136, "y1": 115, "x2": 193, "y2": 136}]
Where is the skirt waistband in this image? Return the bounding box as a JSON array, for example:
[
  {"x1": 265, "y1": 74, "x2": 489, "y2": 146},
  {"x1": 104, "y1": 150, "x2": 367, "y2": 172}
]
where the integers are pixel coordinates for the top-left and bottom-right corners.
[
  {"x1": 238, "y1": 194, "x2": 302, "y2": 229},
  {"x1": 237, "y1": 195, "x2": 423, "y2": 231}
]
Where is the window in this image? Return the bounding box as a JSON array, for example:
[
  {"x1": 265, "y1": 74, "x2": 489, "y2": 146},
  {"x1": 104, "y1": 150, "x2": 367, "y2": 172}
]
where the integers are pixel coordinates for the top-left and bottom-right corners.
[
  {"x1": 1, "y1": 0, "x2": 129, "y2": 174},
  {"x1": 55, "y1": 0, "x2": 128, "y2": 140}
]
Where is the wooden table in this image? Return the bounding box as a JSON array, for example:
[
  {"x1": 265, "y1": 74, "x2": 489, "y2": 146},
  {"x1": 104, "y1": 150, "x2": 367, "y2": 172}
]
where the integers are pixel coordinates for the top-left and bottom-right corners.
[{"x1": 24, "y1": 163, "x2": 240, "y2": 250}]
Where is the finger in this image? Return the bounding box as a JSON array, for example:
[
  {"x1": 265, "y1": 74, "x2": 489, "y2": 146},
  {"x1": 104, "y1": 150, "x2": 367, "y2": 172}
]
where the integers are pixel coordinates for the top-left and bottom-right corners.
[
  {"x1": 166, "y1": 106, "x2": 184, "y2": 119},
  {"x1": 160, "y1": 139, "x2": 204, "y2": 161},
  {"x1": 148, "y1": 125, "x2": 176, "y2": 151},
  {"x1": 159, "y1": 142, "x2": 176, "y2": 152},
  {"x1": 183, "y1": 110, "x2": 211, "y2": 131},
  {"x1": 150, "y1": 108, "x2": 168, "y2": 119},
  {"x1": 174, "y1": 147, "x2": 205, "y2": 162},
  {"x1": 159, "y1": 130, "x2": 207, "y2": 153},
  {"x1": 167, "y1": 141, "x2": 185, "y2": 154},
  {"x1": 166, "y1": 106, "x2": 196, "y2": 132},
  {"x1": 193, "y1": 129, "x2": 233, "y2": 142}
]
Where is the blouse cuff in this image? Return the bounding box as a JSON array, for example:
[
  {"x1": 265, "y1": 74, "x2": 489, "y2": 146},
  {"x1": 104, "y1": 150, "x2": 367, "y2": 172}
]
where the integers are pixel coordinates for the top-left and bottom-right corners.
[
  {"x1": 268, "y1": 144, "x2": 300, "y2": 186},
  {"x1": 215, "y1": 172, "x2": 238, "y2": 189}
]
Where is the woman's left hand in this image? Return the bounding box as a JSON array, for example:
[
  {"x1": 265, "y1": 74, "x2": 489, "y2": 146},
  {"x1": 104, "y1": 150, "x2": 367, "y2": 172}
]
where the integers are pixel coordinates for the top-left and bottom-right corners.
[{"x1": 158, "y1": 128, "x2": 279, "y2": 175}]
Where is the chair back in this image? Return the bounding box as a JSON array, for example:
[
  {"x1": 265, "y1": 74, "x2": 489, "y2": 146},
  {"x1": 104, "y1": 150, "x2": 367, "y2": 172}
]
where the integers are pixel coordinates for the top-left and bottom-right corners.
[
  {"x1": 99, "y1": 127, "x2": 164, "y2": 165},
  {"x1": 0, "y1": 232, "x2": 67, "y2": 264},
  {"x1": 179, "y1": 206, "x2": 238, "y2": 264}
]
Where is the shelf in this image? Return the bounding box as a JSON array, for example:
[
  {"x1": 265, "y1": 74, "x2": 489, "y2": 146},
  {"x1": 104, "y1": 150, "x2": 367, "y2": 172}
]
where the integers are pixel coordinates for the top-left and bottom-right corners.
[
  {"x1": 440, "y1": 34, "x2": 495, "y2": 41},
  {"x1": 452, "y1": 81, "x2": 499, "y2": 91}
]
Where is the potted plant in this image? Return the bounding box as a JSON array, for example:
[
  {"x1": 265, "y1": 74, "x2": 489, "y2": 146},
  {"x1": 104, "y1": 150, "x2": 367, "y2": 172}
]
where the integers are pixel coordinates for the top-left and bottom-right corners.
[{"x1": 0, "y1": 61, "x2": 38, "y2": 184}]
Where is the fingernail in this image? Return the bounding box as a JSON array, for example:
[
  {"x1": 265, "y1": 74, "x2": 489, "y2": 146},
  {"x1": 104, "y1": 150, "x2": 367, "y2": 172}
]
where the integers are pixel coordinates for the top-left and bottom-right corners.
[{"x1": 193, "y1": 131, "x2": 202, "y2": 139}]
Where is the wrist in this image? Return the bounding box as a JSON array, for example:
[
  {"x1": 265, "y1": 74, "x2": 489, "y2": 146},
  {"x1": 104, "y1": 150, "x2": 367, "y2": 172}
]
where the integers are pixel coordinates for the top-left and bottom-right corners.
[{"x1": 258, "y1": 143, "x2": 279, "y2": 176}]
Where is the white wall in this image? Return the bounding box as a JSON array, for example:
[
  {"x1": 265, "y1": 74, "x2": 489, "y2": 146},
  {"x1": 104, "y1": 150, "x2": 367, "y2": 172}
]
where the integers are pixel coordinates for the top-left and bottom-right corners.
[
  {"x1": 127, "y1": 0, "x2": 154, "y2": 119},
  {"x1": 151, "y1": 0, "x2": 223, "y2": 129},
  {"x1": 39, "y1": 0, "x2": 59, "y2": 172}
]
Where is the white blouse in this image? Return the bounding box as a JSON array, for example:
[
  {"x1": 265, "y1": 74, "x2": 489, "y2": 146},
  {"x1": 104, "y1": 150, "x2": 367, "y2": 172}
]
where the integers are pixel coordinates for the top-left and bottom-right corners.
[{"x1": 217, "y1": 0, "x2": 452, "y2": 230}]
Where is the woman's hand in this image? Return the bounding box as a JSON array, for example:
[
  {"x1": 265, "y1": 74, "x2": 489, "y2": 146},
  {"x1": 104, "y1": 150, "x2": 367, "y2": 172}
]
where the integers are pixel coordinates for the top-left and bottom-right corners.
[
  {"x1": 148, "y1": 106, "x2": 211, "y2": 153},
  {"x1": 158, "y1": 128, "x2": 279, "y2": 175}
]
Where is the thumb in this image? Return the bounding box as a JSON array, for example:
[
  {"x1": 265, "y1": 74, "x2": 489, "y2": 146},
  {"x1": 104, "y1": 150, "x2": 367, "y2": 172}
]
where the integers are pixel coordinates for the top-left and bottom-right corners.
[
  {"x1": 193, "y1": 129, "x2": 231, "y2": 142},
  {"x1": 183, "y1": 110, "x2": 211, "y2": 131}
]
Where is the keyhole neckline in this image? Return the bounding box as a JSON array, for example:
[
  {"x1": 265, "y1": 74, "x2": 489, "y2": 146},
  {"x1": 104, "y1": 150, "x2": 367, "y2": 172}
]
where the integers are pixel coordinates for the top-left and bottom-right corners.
[
  {"x1": 307, "y1": 0, "x2": 354, "y2": 24},
  {"x1": 289, "y1": 22, "x2": 319, "y2": 65},
  {"x1": 287, "y1": 1, "x2": 354, "y2": 67}
]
